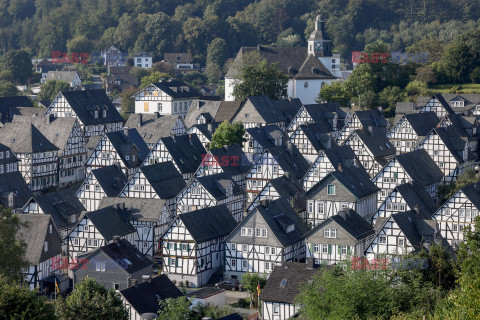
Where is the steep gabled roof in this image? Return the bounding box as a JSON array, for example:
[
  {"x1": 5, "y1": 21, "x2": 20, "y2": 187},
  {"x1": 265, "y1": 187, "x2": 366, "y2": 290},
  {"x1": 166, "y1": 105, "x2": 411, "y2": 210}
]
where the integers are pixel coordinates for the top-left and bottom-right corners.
[
  {"x1": 196, "y1": 172, "x2": 243, "y2": 201},
  {"x1": 208, "y1": 145, "x2": 252, "y2": 176},
  {"x1": 59, "y1": 90, "x2": 124, "y2": 125},
  {"x1": 402, "y1": 112, "x2": 439, "y2": 136},
  {"x1": 140, "y1": 162, "x2": 186, "y2": 199},
  {"x1": 431, "y1": 126, "x2": 468, "y2": 163},
  {"x1": 160, "y1": 134, "x2": 206, "y2": 174},
  {"x1": 0, "y1": 172, "x2": 32, "y2": 208},
  {"x1": 268, "y1": 176, "x2": 306, "y2": 213},
  {"x1": 148, "y1": 80, "x2": 200, "y2": 99},
  {"x1": 106, "y1": 128, "x2": 150, "y2": 167},
  {"x1": 391, "y1": 211, "x2": 437, "y2": 249},
  {"x1": 0, "y1": 122, "x2": 59, "y2": 153},
  {"x1": 177, "y1": 205, "x2": 237, "y2": 243},
  {"x1": 84, "y1": 206, "x2": 135, "y2": 241},
  {"x1": 396, "y1": 149, "x2": 444, "y2": 186},
  {"x1": 125, "y1": 114, "x2": 185, "y2": 145},
  {"x1": 246, "y1": 125, "x2": 285, "y2": 149},
  {"x1": 91, "y1": 165, "x2": 128, "y2": 197},
  {"x1": 98, "y1": 197, "x2": 169, "y2": 222},
  {"x1": 266, "y1": 145, "x2": 310, "y2": 180},
  {"x1": 353, "y1": 128, "x2": 396, "y2": 159},
  {"x1": 354, "y1": 110, "x2": 389, "y2": 129},
  {"x1": 459, "y1": 183, "x2": 480, "y2": 210},
  {"x1": 295, "y1": 123, "x2": 331, "y2": 152},
  {"x1": 0, "y1": 96, "x2": 34, "y2": 122},
  {"x1": 394, "y1": 182, "x2": 438, "y2": 218}
]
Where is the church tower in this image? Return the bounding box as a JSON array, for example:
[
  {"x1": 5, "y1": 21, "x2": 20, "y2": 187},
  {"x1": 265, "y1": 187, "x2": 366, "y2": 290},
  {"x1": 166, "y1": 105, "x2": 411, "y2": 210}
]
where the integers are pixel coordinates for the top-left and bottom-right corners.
[{"x1": 307, "y1": 15, "x2": 332, "y2": 57}]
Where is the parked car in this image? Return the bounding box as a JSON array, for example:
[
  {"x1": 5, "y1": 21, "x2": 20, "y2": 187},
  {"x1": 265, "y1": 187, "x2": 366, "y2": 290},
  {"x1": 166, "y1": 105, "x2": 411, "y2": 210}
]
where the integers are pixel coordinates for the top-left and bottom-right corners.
[{"x1": 215, "y1": 279, "x2": 241, "y2": 291}]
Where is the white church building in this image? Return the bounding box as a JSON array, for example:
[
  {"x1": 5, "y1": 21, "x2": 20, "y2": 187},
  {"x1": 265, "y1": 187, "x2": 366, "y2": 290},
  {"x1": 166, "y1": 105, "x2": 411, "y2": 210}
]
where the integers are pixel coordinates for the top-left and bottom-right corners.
[{"x1": 225, "y1": 16, "x2": 341, "y2": 104}]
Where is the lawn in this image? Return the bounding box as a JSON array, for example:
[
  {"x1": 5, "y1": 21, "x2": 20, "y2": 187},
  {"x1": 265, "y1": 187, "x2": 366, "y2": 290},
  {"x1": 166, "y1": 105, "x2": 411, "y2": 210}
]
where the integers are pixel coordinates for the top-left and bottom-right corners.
[{"x1": 431, "y1": 83, "x2": 480, "y2": 93}]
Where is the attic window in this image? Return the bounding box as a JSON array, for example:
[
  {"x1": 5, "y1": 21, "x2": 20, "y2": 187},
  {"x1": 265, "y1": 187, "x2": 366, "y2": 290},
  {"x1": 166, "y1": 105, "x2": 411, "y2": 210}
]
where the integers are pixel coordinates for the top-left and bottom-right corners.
[
  {"x1": 451, "y1": 101, "x2": 464, "y2": 108},
  {"x1": 280, "y1": 279, "x2": 287, "y2": 287}
]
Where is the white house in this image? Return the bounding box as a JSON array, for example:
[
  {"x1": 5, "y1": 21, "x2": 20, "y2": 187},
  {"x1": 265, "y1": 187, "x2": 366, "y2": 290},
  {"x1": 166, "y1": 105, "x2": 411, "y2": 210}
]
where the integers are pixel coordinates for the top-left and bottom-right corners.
[{"x1": 134, "y1": 52, "x2": 152, "y2": 68}]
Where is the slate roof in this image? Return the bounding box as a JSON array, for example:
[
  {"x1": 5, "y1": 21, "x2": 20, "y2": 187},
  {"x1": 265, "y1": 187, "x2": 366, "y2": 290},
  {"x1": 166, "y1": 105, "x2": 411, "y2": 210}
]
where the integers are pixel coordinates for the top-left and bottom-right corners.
[
  {"x1": 444, "y1": 113, "x2": 476, "y2": 138},
  {"x1": 139, "y1": 162, "x2": 186, "y2": 199},
  {"x1": 84, "y1": 206, "x2": 135, "y2": 241},
  {"x1": 106, "y1": 128, "x2": 150, "y2": 167},
  {"x1": 227, "y1": 46, "x2": 336, "y2": 80},
  {"x1": 391, "y1": 211, "x2": 437, "y2": 249},
  {"x1": 431, "y1": 126, "x2": 469, "y2": 163},
  {"x1": 17, "y1": 214, "x2": 59, "y2": 265},
  {"x1": 322, "y1": 145, "x2": 361, "y2": 170},
  {"x1": 0, "y1": 122, "x2": 59, "y2": 153},
  {"x1": 59, "y1": 90, "x2": 124, "y2": 125},
  {"x1": 266, "y1": 145, "x2": 310, "y2": 180},
  {"x1": 80, "y1": 239, "x2": 152, "y2": 274},
  {"x1": 353, "y1": 128, "x2": 396, "y2": 160},
  {"x1": 189, "y1": 124, "x2": 214, "y2": 141},
  {"x1": 159, "y1": 134, "x2": 206, "y2": 175},
  {"x1": 184, "y1": 100, "x2": 243, "y2": 129},
  {"x1": 176, "y1": 205, "x2": 237, "y2": 243},
  {"x1": 395, "y1": 102, "x2": 418, "y2": 114},
  {"x1": 246, "y1": 125, "x2": 285, "y2": 149},
  {"x1": 28, "y1": 189, "x2": 85, "y2": 230},
  {"x1": 186, "y1": 287, "x2": 225, "y2": 299},
  {"x1": 234, "y1": 95, "x2": 299, "y2": 125},
  {"x1": 354, "y1": 110, "x2": 389, "y2": 129},
  {"x1": 214, "y1": 101, "x2": 244, "y2": 123},
  {"x1": 196, "y1": 172, "x2": 243, "y2": 201},
  {"x1": 125, "y1": 114, "x2": 185, "y2": 145},
  {"x1": 422, "y1": 93, "x2": 480, "y2": 114},
  {"x1": 13, "y1": 115, "x2": 77, "y2": 155},
  {"x1": 0, "y1": 172, "x2": 32, "y2": 209},
  {"x1": 120, "y1": 275, "x2": 183, "y2": 315},
  {"x1": 295, "y1": 123, "x2": 332, "y2": 152},
  {"x1": 307, "y1": 209, "x2": 374, "y2": 241},
  {"x1": 402, "y1": 112, "x2": 439, "y2": 136},
  {"x1": 164, "y1": 53, "x2": 193, "y2": 65},
  {"x1": 45, "y1": 71, "x2": 79, "y2": 84},
  {"x1": 208, "y1": 145, "x2": 252, "y2": 176},
  {"x1": 306, "y1": 165, "x2": 379, "y2": 200},
  {"x1": 216, "y1": 314, "x2": 244, "y2": 320},
  {"x1": 302, "y1": 103, "x2": 346, "y2": 130},
  {"x1": 98, "y1": 197, "x2": 169, "y2": 222},
  {"x1": 268, "y1": 176, "x2": 306, "y2": 213},
  {"x1": 91, "y1": 165, "x2": 128, "y2": 197},
  {"x1": 0, "y1": 96, "x2": 35, "y2": 123},
  {"x1": 458, "y1": 183, "x2": 480, "y2": 211},
  {"x1": 229, "y1": 198, "x2": 308, "y2": 247},
  {"x1": 10, "y1": 106, "x2": 46, "y2": 118},
  {"x1": 148, "y1": 80, "x2": 200, "y2": 99},
  {"x1": 395, "y1": 182, "x2": 438, "y2": 218},
  {"x1": 259, "y1": 261, "x2": 321, "y2": 304},
  {"x1": 86, "y1": 135, "x2": 102, "y2": 159},
  {"x1": 396, "y1": 149, "x2": 444, "y2": 186}
]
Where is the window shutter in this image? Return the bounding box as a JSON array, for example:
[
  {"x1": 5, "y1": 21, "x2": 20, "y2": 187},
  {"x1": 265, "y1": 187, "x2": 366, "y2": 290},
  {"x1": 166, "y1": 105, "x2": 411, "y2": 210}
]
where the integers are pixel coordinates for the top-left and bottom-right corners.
[
  {"x1": 328, "y1": 244, "x2": 332, "y2": 254},
  {"x1": 187, "y1": 244, "x2": 190, "y2": 252},
  {"x1": 347, "y1": 246, "x2": 351, "y2": 255},
  {"x1": 175, "y1": 259, "x2": 178, "y2": 267},
  {"x1": 337, "y1": 246, "x2": 341, "y2": 255},
  {"x1": 174, "y1": 243, "x2": 177, "y2": 250},
  {"x1": 168, "y1": 258, "x2": 170, "y2": 266},
  {"x1": 310, "y1": 243, "x2": 314, "y2": 253}
]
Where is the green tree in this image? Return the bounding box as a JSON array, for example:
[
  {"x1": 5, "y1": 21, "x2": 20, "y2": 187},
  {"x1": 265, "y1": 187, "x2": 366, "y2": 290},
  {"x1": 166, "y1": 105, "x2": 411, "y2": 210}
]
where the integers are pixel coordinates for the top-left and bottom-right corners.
[
  {"x1": 157, "y1": 296, "x2": 191, "y2": 320},
  {"x1": 38, "y1": 80, "x2": 71, "y2": 104},
  {"x1": 0, "y1": 81, "x2": 18, "y2": 97},
  {"x1": 209, "y1": 121, "x2": 246, "y2": 150},
  {"x1": 152, "y1": 62, "x2": 175, "y2": 76},
  {"x1": 113, "y1": 13, "x2": 139, "y2": 51},
  {"x1": 416, "y1": 66, "x2": 437, "y2": 85},
  {"x1": 0, "y1": 50, "x2": 33, "y2": 83},
  {"x1": 66, "y1": 35, "x2": 93, "y2": 55},
  {"x1": 120, "y1": 86, "x2": 137, "y2": 119},
  {"x1": 379, "y1": 86, "x2": 405, "y2": 117},
  {"x1": 438, "y1": 169, "x2": 479, "y2": 203},
  {"x1": 405, "y1": 80, "x2": 429, "y2": 97},
  {"x1": 316, "y1": 81, "x2": 350, "y2": 107},
  {"x1": 0, "y1": 207, "x2": 28, "y2": 283},
  {"x1": 0, "y1": 276, "x2": 56, "y2": 319},
  {"x1": 206, "y1": 38, "x2": 228, "y2": 83},
  {"x1": 232, "y1": 59, "x2": 288, "y2": 101},
  {"x1": 140, "y1": 71, "x2": 171, "y2": 88},
  {"x1": 56, "y1": 276, "x2": 129, "y2": 320},
  {"x1": 241, "y1": 272, "x2": 267, "y2": 308}
]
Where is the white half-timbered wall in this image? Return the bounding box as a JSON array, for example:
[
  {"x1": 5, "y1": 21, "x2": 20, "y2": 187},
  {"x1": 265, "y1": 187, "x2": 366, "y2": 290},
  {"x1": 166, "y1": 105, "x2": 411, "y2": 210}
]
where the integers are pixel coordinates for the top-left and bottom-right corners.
[
  {"x1": 301, "y1": 152, "x2": 337, "y2": 190},
  {"x1": 287, "y1": 127, "x2": 323, "y2": 165},
  {"x1": 286, "y1": 106, "x2": 340, "y2": 138},
  {"x1": 76, "y1": 171, "x2": 108, "y2": 211},
  {"x1": 420, "y1": 97, "x2": 449, "y2": 118},
  {"x1": 262, "y1": 301, "x2": 298, "y2": 320},
  {"x1": 371, "y1": 189, "x2": 414, "y2": 224},
  {"x1": 134, "y1": 84, "x2": 194, "y2": 116},
  {"x1": 46, "y1": 94, "x2": 123, "y2": 137},
  {"x1": 16, "y1": 151, "x2": 58, "y2": 191},
  {"x1": 416, "y1": 131, "x2": 473, "y2": 183},
  {"x1": 176, "y1": 179, "x2": 244, "y2": 222},
  {"x1": 85, "y1": 135, "x2": 134, "y2": 176},
  {"x1": 186, "y1": 127, "x2": 210, "y2": 149},
  {"x1": 195, "y1": 153, "x2": 248, "y2": 188},
  {"x1": 245, "y1": 151, "x2": 284, "y2": 202},
  {"x1": 387, "y1": 117, "x2": 420, "y2": 154},
  {"x1": 365, "y1": 218, "x2": 414, "y2": 260},
  {"x1": 432, "y1": 189, "x2": 479, "y2": 247},
  {"x1": 336, "y1": 113, "x2": 362, "y2": 145},
  {"x1": 59, "y1": 120, "x2": 87, "y2": 186},
  {"x1": 344, "y1": 132, "x2": 386, "y2": 178},
  {"x1": 23, "y1": 255, "x2": 61, "y2": 290},
  {"x1": 162, "y1": 219, "x2": 224, "y2": 287}
]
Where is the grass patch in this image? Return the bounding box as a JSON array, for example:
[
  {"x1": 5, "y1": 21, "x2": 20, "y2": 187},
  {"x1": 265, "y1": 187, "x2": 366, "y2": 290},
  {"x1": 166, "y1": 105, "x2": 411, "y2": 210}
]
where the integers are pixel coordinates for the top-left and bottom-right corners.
[{"x1": 431, "y1": 83, "x2": 480, "y2": 93}]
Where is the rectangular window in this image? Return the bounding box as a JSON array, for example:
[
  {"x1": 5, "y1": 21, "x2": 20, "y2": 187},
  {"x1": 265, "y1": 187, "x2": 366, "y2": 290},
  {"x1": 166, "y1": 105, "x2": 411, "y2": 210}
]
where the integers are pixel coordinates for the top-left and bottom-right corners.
[
  {"x1": 322, "y1": 244, "x2": 328, "y2": 253},
  {"x1": 379, "y1": 236, "x2": 387, "y2": 244},
  {"x1": 274, "y1": 305, "x2": 279, "y2": 314},
  {"x1": 341, "y1": 245, "x2": 347, "y2": 255},
  {"x1": 265, "y1": 247, "x2": 270, "y2": 254},
  {"x1": 256, "y1": 228, "x2": 261, "y2": 237},
  {"x1": 262, "y1": 229, "x2": 267, "y2": 237},
  {"x1": 242, "y1": 260, "x2": 248, "y2": 268},
  {"x1": 453, "y1": 224, "x2": 458, "y2": 231},
  {"x1": 243, "y1": 244, "x2": 248, "y2": 252},
  {"x1": 318, "y1": 203, "x2": 324, "y2": 214},
  {"x1": 74, "y1": 238, "x2": 79, "y2": 245},
  {"x1": 313, "y1": 244, "x2": 319, "y2": 253},
  {"x1": 265, "y1": 262, "x2": 270, "y2": 270},
  {"x1": 398, "y1": 237, "x2": 405, "y2": 247},
  {"x1": 44, "y1": 242, "x2": 48, "y2": 252},
  {"x1": 271, "y1": 247, "x2": 276, "y2": 255},
  {"x1": 324, "y1": 229, "x2": 337, "y2": 238},
  {"x1": 327, "y1": 184, "x2": 335, "y2": 195},
  {"x1": 231, "y1": 259, "x2": 236, "y2": 267},
  {"x1": 308, "y1": 202, "x2": 314, "y2": 213}
]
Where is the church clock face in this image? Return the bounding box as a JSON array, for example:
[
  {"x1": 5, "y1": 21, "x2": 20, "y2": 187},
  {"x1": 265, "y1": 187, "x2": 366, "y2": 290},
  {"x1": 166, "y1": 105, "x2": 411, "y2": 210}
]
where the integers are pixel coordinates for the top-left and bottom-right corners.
[{"x1": 315, "y1": 41, "x2": 323, "y2": 51}]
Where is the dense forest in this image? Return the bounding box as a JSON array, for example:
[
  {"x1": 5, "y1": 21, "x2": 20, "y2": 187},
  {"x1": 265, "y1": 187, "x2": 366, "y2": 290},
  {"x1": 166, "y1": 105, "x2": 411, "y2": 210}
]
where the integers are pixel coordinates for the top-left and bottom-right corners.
[{"x1": 1, "y1": 0, "x2": 480, "y2": 64}]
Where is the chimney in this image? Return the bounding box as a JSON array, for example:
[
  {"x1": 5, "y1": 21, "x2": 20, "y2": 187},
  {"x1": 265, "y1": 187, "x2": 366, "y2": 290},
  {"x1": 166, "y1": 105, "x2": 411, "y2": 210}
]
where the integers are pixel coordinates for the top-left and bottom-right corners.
[
  {"x1": 259, "y1": 199, "x2": 268, "y2": 207},
  {"x1": 367, "y1": 125, "x2": 373, "y2": 136},
  {"x1": 45, "y1": 113, "x2": 54, "y2": 124},
  {"x1": 338, "y1": 162, "x2": 343, "y2": 171},
  {"x1": 137, "y1": 114, "x2": 142, "y2": 127},
  {"x1": 115, "y1": 202, "x2": 125, "y2": 211},
  {"x1": 154, "y1": 111, "x2": 160, "y2": 118},
  {"x1": 284, "y1": 171, "x2": 292, "y2": 181},
  {"x1": 414, "y1": 204, "x2": 420, "y2": 216},
  {"x1": 113, "y1": 235, "x2": 120, "y2": 244},
  {"x1": 128, "y1": 278, "x2": 137, "y2": 287},
  {"x1": 123, "y1": 127, "x2": 129, "y2": 142}
]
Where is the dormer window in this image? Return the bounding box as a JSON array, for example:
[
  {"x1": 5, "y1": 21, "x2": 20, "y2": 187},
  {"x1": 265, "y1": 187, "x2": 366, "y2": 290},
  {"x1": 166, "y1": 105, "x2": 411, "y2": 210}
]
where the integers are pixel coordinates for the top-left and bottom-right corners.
[
  {"x1": 451, "y1": 101, "x2": 464, "y2": 108},
  {"x1": 94, "y1": 111, "x2": 98, "y2": 118},
  {"x1": 286, "y1": 224, "x2": 295, "y2": 233}
]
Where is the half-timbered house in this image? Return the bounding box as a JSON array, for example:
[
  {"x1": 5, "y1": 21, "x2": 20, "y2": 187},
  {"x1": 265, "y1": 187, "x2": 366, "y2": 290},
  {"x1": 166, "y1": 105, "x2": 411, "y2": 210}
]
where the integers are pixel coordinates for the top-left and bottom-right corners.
[
  {"x1": 287, "y1": 123, "x2": 332, "y2": 164},
  {"x1": 22, "y1": 189, "x2": 86, "y2": 239},
  {"x1": 370, "y1": 182, "x2": 438, "y2": 225},
  {"x1": 187, "y1": 123, "x2": 215, "y2": 148},
  {"x1": 85, "y1": 128, "x2": 150, "y2": 177},
  {"x1": 18, "y1": 214, "x2": 62, "y2": 290},
  {"x1": 99, "y1": 197, "x2": 176, "y2": 260},
  {"x1": 120, "y1": 161, "x2": 186, "y2": 215},
  {"x1": 245, "y1": 144, "x2": 310, "y2": 202},
  {"x1": 336, "y1": 109, "x2": 389, "y2": 145},
  {"x1": 305, "y1": 209, "x2": 374, "y2": 265},
  {"x1": 196, "y1": 145, "x2": 251, "y2": 188},
  {"x1": 224, "y1": 198, "x2": 308, "y2": 281},
  {"x1": 45, "y1": 90, "x2": 124, "y2": 137},
  {"x1": 302, "y1": 144, "x2": 361, "y2": 190},
  {"x1": 76, "y1": 164, "x2": 127, "y2": 211},
  {"x1": 143, "y1": 133, "x2": 206, "y2": 181},
  {"x1": 14, "y1": 115, "x2": 87, "y2": 187},
  {"x1": 372, "y1": 149, "x2": 444, "y2": 204},
  {"x1": 161, "y1": 205, "x2": 237, "y2": 287},
  {"x1": 134, "y1": 80, "x2": 199, "y2": 116},
  {"x1": 66, "y1": 205, "x2": 136, "y2": 266},
  {"x1": 416, "y1": 125, "x2": 475, "y2": 182},
  {"x1": 432, "y1": 183, "x2": 480, "y2": 248},
  {"x1": 419, "y1": 94, "x2": 480, "y2": 116},
  {"x1": 304, "y1": 165, "x2": 378, "y2": 226},
  {"x1": 286, "y1": 102, "x2": 346, "y2": 137},
  {"x1": 0, "y1": 95, "x2": 35, "y2": 124},
  {"x1": 0, "y1": 121, "x2": 59, "y2": 191},
  {"x1": 183, "y1": 100, "x2": 243, "y2": 129},
  {"x1": 387, "y1": 112, "x2": 439, "y2": 154},
  {"x1": 365, "y1": 210, "x2": 439, "y2": 260},
  {"x1": 418, "y1": 94, "x2": 454, "y2": 118},
  {"x1": 230, "y1": 95, "x2": 301, "y2": 130},
  {"x1": 260, "y1": 261, "x2": 322, "y2": 320},
  {"x1": 244, "y1": 125, "x2": 285, "y2": 159},
  {"x1": 74, "y1": 238, "x2": 153, "y2": 291},
  {"x1": 176, "y1": 172, "x2": 245, "y2": 222},
  {"x1": 125, "y1": 113, "x2": 187, "y2": 149},
  {"x1": 344, "y1": 127, "x2": 396, "y2": 178},
  {"x1": 0, "y1": 171, "x2": 32, "y2": 209}
]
